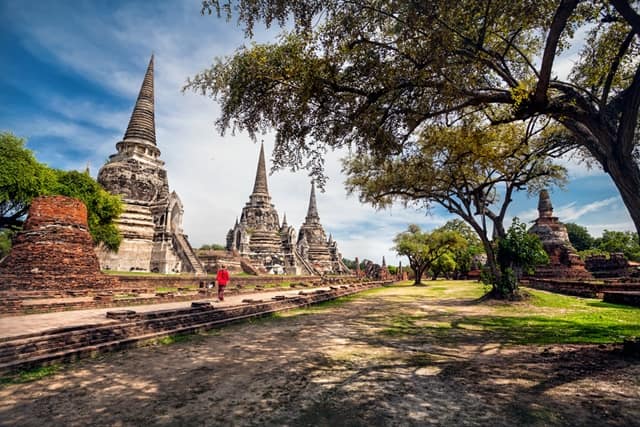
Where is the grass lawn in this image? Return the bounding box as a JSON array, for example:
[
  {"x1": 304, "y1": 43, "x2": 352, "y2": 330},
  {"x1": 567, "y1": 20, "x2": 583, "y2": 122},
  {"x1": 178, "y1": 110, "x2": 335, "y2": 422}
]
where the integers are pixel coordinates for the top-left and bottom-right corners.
[{"x1": 281, "y1": 280, "x2": 640, "y2": 345}]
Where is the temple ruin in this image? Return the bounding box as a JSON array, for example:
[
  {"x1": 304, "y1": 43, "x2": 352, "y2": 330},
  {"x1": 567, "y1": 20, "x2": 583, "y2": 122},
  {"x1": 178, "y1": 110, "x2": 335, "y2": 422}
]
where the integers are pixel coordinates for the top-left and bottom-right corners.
[
  {"x1": 226, "y1": 144, "x2": 349, "y2": 275},
  {"x1": 0, "y1": 196, "x2": 117, "y2": 290},
  {"x1": 297, "y1": 182, "x2": 350, "y2": 274},
  {"x1": 95, "y1": 55, "x2": 204, "y2": 274},
  {"x1": 528, "y1": 190, "x2": 592, "y2": 279}
]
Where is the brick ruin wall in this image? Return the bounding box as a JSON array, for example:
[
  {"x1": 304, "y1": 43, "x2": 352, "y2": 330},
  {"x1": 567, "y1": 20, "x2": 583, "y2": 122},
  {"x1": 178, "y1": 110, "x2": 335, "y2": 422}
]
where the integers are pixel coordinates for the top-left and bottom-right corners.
[{"x1": 0, "y1": 196, "x2": 118, "y2": 290}]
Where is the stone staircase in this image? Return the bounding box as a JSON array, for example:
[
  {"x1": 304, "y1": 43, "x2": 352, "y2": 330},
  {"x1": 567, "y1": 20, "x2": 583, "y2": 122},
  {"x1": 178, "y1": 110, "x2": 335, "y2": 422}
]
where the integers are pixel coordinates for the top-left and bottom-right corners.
[
  {"x1": 0, "y1": 281, "x2": 390, "y2": 374},
  {"x1": 293, "y1": 249, "x2": 318, "y2": 275},
  {"x1": 175, "y1": 233, "x2": 206, "y2": 276}
]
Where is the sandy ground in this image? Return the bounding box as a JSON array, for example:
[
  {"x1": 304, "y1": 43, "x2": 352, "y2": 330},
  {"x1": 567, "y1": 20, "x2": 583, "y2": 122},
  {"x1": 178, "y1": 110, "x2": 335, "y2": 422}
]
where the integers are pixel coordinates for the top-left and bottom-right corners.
[{"x1": 1, "y1": 286, "x2": 639, "y2": 426}]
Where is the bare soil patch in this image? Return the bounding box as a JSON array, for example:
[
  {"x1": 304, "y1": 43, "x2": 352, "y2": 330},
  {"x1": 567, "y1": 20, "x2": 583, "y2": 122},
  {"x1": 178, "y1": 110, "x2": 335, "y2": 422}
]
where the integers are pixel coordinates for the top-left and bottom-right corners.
[{"x1": 1, "y1": 284, "x2": 639, "y2": 426}]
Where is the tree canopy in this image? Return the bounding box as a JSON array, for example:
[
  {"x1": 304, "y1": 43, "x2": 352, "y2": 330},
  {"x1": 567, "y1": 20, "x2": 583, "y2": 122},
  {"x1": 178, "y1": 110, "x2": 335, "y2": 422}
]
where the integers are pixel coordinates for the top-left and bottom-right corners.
[
  {"x1": 191, "y1": 0, "x2": 640, "y2": 234},
  {"x1": 597, "y1": 229, "x2": 640, "y2": 260},
  {"x1": 0, "y1": 132, "x2": 56, "y2": 228},
  {"x1": 565, "y1": 222, "x2": 596, "y2": 251},
  {"x1": 437, "y1": 219, "x2": 485, "y2": 277},
  {"x1": 0, "y1": 133, "x2": 123, "y2": 251},
  {"x1": 344, "y1": 117, "x2": 565, "y2": 293},
  {"x1": 392, "y1": 224, "x2": 467, "y2": 285}
]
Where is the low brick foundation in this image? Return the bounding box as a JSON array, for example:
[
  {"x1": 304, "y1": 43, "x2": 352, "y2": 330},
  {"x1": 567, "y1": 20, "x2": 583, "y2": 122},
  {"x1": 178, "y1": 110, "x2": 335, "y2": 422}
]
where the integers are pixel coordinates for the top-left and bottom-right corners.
[
  {"x1": 0, "y1": 280, "x2": 391, "y2": 373},
  {"x1": 602, "y1": 291, "x2": 640, "y2": 307},
  {"x1": 524, "y1": 278, "x2": 640, "y2": 298}
]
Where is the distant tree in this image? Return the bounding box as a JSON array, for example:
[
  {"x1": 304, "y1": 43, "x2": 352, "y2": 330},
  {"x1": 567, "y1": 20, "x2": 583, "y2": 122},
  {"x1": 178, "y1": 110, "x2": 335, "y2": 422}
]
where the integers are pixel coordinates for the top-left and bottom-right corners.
[
  {"x1": 387, "y1": 265, "x2": 398, "y2": 275},
  {"x1": 199, "y1": 243, "x2": 226, "y2": 251},
  {"x1": 437, "y1": 219, "x2": 485, "y2": 277},
  {"x1": 496, "y1": 218, "x2": 549, "y2": 296},
  {"x1": 0, "y1": 133, "x2": 123, "y2": 251},
  {"x1": 430, "y1": 252, "x2": 457, "y2": 280},
  {"x1": 565, "y1": 222, "x2": 595, "y2": 252},
  {"x1": 578, "y1": 248, "x2": 609, "y2": 260},
  {"x1": 345, "y1": 117, "x2": 565, "y2": 295},
  {"x1": 342, "y1": 258, "x2": 357, "y2": 270},
  {"x1": 596, "y1": 230, "x2": 640, "y2": 261},
  {"x1": 393, "y1": 224, "x2": 466, "y2": 285}
]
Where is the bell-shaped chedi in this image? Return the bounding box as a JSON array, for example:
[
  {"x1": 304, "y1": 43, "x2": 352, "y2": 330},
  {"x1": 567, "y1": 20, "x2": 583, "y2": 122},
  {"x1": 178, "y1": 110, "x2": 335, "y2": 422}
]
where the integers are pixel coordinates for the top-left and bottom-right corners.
[
  {"x1": 528, "y1": 190, "x2": 592, "y2": 279},
  {"x1": 0, "y1": 196, "x2": 117, "y2": 290},
  {"x1": 226, "y1": 143, "x2": 297, "y2": 273},
  {"x1": 98, "y1": 55, "x2": 168, "y2": 204},
  {"x1": 96, "y1": 55, "x2": 204, "y2": 274},
  {"x1": 297, "y1": 182, "x2": 350, "y2": 274}
]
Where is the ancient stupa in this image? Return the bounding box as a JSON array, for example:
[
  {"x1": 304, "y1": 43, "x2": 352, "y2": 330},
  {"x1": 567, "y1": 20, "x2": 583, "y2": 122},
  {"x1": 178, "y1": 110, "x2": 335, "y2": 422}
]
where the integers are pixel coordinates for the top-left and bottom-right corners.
[
  {"x1": 96, "y1": 55, "x2": 204, "y2": 274},
  {"x1": 226, "y1": 145, "x2": 349, "y2": 275},
  {"x1": 297, "y1": 182, "x2": 350, "y2": 274},
  {"x1": 226, "y1": 143, "x2": 303, "y2": 274},
  {"x1": 528, "y1": 190, "x2": 592, "y2": 279},
  {"x1": 0, "y1": 196, "x2": 117, "y2": 289}
]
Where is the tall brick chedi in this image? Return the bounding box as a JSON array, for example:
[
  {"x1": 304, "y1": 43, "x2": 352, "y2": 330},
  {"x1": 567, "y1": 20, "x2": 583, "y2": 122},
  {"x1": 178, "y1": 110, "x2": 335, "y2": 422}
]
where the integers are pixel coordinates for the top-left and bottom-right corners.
[
  {"x1": 529, "y1": 190, "x2": 592, "y2": 279},
  {"x1": 96, "y1": 55, "x2": 204, "y2": 274},
  {"x1": 0, "y1": 196, "x2": 117, "y2": 289}
]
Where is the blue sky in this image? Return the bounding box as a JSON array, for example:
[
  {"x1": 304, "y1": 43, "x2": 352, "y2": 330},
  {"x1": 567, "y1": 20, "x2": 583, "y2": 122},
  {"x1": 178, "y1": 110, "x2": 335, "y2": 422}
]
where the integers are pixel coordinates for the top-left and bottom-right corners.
[{"x1": 0, "y1": 0, "x2": 634, "y2": 265}]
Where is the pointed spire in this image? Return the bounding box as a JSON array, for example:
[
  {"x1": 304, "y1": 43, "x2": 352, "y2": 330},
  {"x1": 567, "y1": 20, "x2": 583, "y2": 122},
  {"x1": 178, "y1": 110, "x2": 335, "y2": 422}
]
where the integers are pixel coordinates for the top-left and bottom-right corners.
[
  {"x1": 123, "y1": 55, "x2": 156, "y2": 145},
  {"x1": 252, "y1": 142, "x2": 269, "y2": 195},
  {"x1": 281, "y1": 213, "x2": 288, "y2": 228},
  {"x1": 538, "y1": 189, "x2": 553, "y2": 218},
  {"x1": 235, "y1": 217, "x2": 239, "y2": 227},
  {"x1": 382, "y1": 256, "x2": 387, "y2": 267},
  {"x1": 305, "y1": 181, "x2": 320, "y2": 222}
]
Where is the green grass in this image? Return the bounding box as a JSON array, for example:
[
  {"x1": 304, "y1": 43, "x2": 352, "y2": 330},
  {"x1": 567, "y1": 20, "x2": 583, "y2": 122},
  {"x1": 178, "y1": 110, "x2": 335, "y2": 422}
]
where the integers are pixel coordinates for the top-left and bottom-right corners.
[
  {"x1": 0, "y1": 364, "x2": 61, "y2": 386},
  {"x1": 373, "y1": 280, "x2": 640, "y2": 344}
]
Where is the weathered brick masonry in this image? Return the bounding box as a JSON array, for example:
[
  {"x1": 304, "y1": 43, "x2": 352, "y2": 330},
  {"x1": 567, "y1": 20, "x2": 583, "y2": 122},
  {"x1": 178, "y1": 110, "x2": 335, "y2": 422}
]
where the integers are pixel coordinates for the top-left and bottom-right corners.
[{"x1": 0, "y1": 196, "x2": 118, "y2": 290}]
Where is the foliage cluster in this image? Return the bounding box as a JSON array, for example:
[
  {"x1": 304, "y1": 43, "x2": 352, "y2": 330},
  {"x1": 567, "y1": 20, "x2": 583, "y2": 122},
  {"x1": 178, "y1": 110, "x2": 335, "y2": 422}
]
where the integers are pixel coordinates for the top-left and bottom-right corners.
[
  {"x1": 494, "y1": 218, "x2": 549, "y2": 296},
  {"x1": 566, "y1": 222, "x2": 640, "y2": 261},
  {"x1": 198, "y1": 243, "x2": 226, "y2": 251},
  {"x1": 392, "y1": 224, "x2": 467, "y2": 285}
]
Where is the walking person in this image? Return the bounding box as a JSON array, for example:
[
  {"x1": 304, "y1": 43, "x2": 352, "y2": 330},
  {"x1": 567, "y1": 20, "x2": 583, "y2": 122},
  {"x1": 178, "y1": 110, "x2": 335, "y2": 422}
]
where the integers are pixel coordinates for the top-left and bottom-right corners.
[{"x1": 216, "y1": 265, "x2": 230, "y2": 301}]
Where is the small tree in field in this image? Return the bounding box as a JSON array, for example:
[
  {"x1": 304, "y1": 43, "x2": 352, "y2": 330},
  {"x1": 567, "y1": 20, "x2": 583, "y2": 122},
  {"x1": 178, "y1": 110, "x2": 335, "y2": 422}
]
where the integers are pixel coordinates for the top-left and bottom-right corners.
[
  {"x1": 495, "y1": 218, "x2": 549, "y2": 297},
  {"x1": 393, "y1": 225, "x2": 466, "y2": 285},
  {"x1": 430, "y1": 253, "x2": 457, "y2": 280}
]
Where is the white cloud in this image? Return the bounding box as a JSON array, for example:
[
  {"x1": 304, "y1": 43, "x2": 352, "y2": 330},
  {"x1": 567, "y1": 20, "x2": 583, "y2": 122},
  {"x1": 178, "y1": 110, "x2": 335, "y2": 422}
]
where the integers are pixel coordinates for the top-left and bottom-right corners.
[{"x1": 554, "y1": 197, "x2": 618, "y2": 222}]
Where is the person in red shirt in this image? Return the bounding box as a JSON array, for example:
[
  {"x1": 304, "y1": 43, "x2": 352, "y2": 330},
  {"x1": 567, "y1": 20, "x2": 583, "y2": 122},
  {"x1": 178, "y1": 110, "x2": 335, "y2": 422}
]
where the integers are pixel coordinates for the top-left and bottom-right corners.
[{"x1": 216, "y1": 265, "x2": 230, "y2": 301}]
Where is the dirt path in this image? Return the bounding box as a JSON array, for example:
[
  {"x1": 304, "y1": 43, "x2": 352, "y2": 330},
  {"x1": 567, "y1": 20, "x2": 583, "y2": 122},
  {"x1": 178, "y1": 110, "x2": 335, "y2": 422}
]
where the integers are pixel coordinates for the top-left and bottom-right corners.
[{"x1": 1, "y1": 285, "x2": 639, "y2": 426}]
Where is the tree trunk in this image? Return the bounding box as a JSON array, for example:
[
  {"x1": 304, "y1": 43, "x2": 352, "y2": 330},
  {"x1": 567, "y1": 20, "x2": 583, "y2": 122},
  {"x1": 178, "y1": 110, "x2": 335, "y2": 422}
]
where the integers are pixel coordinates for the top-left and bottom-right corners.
[
  {"x1": 606, "y1": 154, "x2": 640, "y2": 237},
  {"x1": 413, "y1": 265, "x2": 425, "y2": 285}
]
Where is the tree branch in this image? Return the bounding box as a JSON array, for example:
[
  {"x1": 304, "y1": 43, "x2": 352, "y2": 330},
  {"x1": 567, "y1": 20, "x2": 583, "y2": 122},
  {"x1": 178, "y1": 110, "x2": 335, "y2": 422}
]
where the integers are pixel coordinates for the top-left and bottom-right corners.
[
  {"x1": 601, "y1": 30, "x2": 636, "y2": 108},
  {"x1": 611, "y1": 0, "x2": 640, "y2": 34},
  {"x1": 534, "y1": 0, "x2": 579, "y2": 105},
  {"x1": 618, "y1": 61, "x2": 640, "y2": 155}
]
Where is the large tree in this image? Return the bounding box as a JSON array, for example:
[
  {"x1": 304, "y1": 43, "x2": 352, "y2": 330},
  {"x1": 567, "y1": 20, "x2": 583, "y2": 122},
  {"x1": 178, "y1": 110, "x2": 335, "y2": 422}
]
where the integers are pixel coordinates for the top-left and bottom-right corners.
[
  {"x1": 392, "y1": 224, "x2": 466, "y2": 285},
  {"x1": 191, "y1": 0, "x2": 640, "y2": 234},
  {"x1": 344, "y1": 118, "x2": 566, "y2": 294}
]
